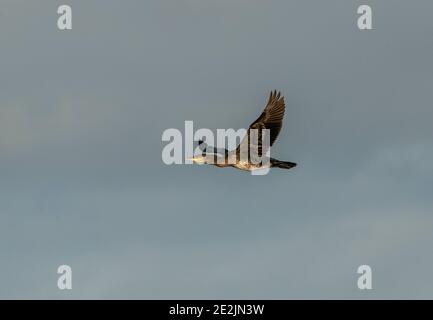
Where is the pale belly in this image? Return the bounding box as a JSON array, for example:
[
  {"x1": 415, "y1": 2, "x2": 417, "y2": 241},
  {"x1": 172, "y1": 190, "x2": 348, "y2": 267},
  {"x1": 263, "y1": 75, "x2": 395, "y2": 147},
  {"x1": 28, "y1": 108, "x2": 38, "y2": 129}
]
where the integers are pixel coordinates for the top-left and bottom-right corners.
[{"x1": 233, "y1": 161, "x2": 271, "y2": 171}]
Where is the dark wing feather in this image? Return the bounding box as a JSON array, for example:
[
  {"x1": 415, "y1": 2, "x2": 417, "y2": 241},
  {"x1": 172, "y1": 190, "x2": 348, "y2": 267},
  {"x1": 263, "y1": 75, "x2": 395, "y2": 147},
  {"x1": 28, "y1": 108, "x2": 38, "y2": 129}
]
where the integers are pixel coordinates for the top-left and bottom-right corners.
[
  {"x1": 236, "y1": 90, "x2": 285, "y2": 157},
  {"x1": 249, "y1": 90, "x2": 285, "y2": 146}
]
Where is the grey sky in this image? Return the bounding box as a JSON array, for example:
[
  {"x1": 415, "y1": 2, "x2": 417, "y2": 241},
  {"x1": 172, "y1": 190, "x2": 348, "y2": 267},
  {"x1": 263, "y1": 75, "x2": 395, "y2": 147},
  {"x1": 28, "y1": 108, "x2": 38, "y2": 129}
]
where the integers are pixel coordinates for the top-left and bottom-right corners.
[{"x1": 1, "y1": 0, "x2": 433, "y2": 298}]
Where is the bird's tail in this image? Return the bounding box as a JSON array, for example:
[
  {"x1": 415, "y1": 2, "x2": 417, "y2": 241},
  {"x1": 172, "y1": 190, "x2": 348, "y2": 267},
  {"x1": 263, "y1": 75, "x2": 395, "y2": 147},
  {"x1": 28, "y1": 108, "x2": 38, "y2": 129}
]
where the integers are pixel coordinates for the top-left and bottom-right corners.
[{"x1": 271, "y1": 159, "x2": 297, "y2": 170}]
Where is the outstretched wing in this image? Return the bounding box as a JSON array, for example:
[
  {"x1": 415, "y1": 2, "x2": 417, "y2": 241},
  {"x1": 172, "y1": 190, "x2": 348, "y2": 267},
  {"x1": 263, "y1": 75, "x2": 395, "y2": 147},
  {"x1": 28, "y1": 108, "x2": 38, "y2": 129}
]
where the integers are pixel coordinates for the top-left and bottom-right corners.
[{"x1": 236, "y1": 90, "x2": 285, "y2": 158}]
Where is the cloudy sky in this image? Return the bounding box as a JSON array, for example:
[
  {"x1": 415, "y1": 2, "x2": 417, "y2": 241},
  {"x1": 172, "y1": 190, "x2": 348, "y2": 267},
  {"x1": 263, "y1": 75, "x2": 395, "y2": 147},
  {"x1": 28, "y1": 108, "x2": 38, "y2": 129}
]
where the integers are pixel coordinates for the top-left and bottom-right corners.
[{"x1": 1, "y1": 0, "x2": 433, "y2": 299}]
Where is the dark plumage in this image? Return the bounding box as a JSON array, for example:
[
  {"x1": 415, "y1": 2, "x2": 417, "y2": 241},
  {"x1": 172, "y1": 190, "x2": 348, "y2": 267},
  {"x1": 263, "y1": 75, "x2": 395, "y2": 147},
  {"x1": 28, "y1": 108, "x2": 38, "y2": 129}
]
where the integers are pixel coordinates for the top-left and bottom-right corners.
[{"x1": 191, "y1": 90, "x2": 297, "y2": 172}]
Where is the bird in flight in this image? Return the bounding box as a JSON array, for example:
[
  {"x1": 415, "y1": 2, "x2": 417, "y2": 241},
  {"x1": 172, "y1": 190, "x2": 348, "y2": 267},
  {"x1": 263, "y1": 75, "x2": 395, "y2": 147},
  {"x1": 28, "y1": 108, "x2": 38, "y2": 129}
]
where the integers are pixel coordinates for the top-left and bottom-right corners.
[{"x1": 190, "y1": 90, "x2": 297, "y2": 172}]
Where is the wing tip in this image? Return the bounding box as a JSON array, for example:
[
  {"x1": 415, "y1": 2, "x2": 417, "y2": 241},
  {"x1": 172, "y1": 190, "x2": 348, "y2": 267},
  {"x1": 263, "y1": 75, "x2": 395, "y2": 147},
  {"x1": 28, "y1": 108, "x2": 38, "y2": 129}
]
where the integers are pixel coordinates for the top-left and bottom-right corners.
[{"x1": 269, "y1": 89, "x2": 284, "y2": 103}]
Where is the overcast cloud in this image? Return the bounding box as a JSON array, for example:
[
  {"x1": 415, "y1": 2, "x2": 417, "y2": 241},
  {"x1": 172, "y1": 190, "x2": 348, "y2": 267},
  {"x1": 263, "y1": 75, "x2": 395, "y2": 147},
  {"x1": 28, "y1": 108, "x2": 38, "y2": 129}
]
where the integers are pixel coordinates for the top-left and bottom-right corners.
[{"x1": 1, "y1": 0, "x2": 433, "y2": 299}]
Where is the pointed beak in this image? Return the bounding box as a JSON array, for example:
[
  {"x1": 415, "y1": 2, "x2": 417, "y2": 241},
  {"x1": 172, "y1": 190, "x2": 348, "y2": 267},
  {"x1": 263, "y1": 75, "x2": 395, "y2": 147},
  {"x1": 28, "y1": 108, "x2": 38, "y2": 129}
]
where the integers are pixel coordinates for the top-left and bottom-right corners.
[{"x1": 188, "y1": 156, "x2": 197, "y2": 163}]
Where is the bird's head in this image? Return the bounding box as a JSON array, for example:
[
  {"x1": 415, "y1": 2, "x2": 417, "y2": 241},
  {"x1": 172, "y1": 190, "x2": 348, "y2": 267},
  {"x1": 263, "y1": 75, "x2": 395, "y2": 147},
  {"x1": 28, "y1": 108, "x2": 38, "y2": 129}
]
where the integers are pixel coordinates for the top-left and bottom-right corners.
[
  {"x1": 188, "y1": 154, "x2": 208, "y2": 164},
  {"x1": 189, "y1": 152, "x2": 223, "y2": 165}
]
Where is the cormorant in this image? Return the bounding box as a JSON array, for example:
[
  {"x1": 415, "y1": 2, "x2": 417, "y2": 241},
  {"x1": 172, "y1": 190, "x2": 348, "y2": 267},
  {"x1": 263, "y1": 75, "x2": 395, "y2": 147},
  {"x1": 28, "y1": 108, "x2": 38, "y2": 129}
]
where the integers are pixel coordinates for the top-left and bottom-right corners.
[{"x1": 190, "y1": 90, "x2": 297, "y2": 172}]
